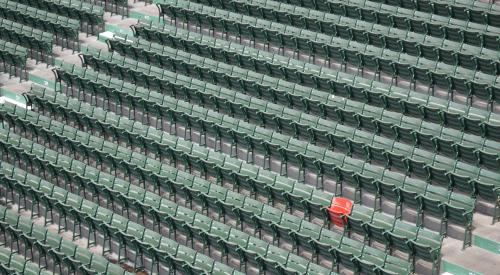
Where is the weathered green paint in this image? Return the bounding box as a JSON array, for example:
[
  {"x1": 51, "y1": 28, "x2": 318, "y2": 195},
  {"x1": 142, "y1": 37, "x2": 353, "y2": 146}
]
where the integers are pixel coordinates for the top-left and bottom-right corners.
[
  {"x1": 442, "y1": 260, "x2": 482, "y2": 275},
  {"x1": 105, "y1": 23, "x2": 134, "y2": 36},
  {"x1": 129, "y1": 10, "x2": 163, "y2": 23},
  {"x1": 0, "y1": 88, "x2": 26, "y2": 104},
  {"x1": 473, "y1": 234, "x2": 500, "y2": 255},
  {"x1": 28, "y1": 74, "x2": 59, "y2": 90}
]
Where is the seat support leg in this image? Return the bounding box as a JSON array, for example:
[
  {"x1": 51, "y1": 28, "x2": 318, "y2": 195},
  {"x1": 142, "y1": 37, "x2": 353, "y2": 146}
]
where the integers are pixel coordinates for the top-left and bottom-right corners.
[{"x1": 493, "y1": 198, "x2": 500, "y2": 225}]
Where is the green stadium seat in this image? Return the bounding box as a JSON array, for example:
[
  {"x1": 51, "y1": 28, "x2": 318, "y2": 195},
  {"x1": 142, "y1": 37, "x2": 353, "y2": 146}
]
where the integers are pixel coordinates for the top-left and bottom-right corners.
[
  {"x1": 155, "y1": 0, "x2": 500, "y2": 100},
  {"x1": 0, "y1": 117, "x2": 418, "y2": 275},
  {"x1": 372, "y1": 0, "x2": 500, "y2": 29},
  {"x1": 0, "y1": 39, "x2": 28, "y2": 80},
  {"x1": 335, "y1": 237, "x2": 362, "y2": 271},
  {"x1": 128, "y1": 22, "x2": 500, "y2": 143},
  {"x1": 0, "y1": 18, "x2": 54, "y2": 64},
  {"x1": 409, "y1": 227, "x2": 443, "y2": 274},
  {"x1": 324, "y1": 0, "x2": 500, "y2": 50},
  {"x1": 0, "y1": 198, "x2": 132, "y2": 275},
  {"x1": 0, "y1": 244, "x2": 51, "y2": 274},
  {"x1": 14, "y1": 0, "x2": 104, "y2": 35},
  {"x1": 0, "y1": 0, "x2": 80, "y2": 50},
  {"x1": 343, "y1": 204, "x2": 373, "y2": 237},
  {"x1": 26, "y1": 84, "x2": 480, "y2": 233},
  {"x1": 355, "y1": 245, "x2": 387, "y2": 274}
]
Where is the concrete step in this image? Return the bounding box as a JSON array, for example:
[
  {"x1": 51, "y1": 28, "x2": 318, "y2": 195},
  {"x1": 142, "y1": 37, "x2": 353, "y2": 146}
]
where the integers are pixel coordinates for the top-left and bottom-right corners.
[
  {"x1": 472, "y1": 234, "x2": 500, "y2": 255},
  {"x1": 442, "y1": 260, "x2": 483, "y2": 275},
  {"x1": 471, "y1": 214, "x2": 500, "y2": 255},
  {"x1": 440, "y1": 213, "x2": 500, "y2": 274},
  {"x1": 441, "y1": 237, "x2": 500, "y2": 275}
]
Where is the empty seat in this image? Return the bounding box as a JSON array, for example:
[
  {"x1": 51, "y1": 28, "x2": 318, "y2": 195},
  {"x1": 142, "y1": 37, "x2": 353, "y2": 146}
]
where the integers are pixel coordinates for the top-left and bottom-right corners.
[
  {"x1": 0, "y1": 161, "x2": 242, "y2": 275},
  {"x1": 184, "y1": 0, "x2": 499, "y2": 74},
  {"x1": 14, "y1": 0, "x2": 104, "y2": 35},
  {"x1": 0, "y1": 0, "x2": 80, "y2": 49},
  {"x1": 131, "y1": 20, "x2": 500, "y2": 141},
  {"x1": 154, "y1": 0, "x2": 500, "y2": 101}
]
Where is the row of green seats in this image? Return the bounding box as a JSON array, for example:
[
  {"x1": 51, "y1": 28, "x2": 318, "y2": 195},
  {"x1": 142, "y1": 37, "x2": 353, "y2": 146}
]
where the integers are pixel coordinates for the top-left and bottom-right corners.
[
  {"x1": 93, "y1": 0, "x2": 129, "y2": 17},
  {"x1": 1, "y1": 103, "x2": 444, "y2": 270},
  {"x1": 0, "y1": 241, "x2": 50, "y2": 275},
  {"x1": 0, "y1": 0, "x2": 80, "y2": 50},
  {"x1": 156, "y1": 0, "x2": 500, "y2": 101},
  {"x1": 345, "y1": 204, "x2": 443, "y2": 265},
  {"x1": 0, "y1": 160, "x2": 243, "y2": 275},
  {"x1": 24, "y1": 85, "x2": 480, "y2": 242},
  {"x1": 0, "y1": 140, "x2": 342, "y2": 274},
  {"x1": 0, "y1": 164, "x2": 332, "y2": 274},
  {"x1": 76, "y1": 50, "x2": 498, "y2": 196},
  {"x1": 131, "y1": 20, "x2": 500, "y2": 140},
  {"x1": 0, "y1": 204, "x2": 132, "y2": 274},
  {"x1": 53, "y1": 64, "x2": 409, "y2": 189},
  {"x1": 367, "y1": 0, "x2": 500, "y2": 27},
  {"x1": 58, "y1": 59, "x2": 494, "y2": 202},
  {"x1": 13, "y1": 0, "x2": 104, "y2": 34},
  {"x1": 0, "y1": 144, "x2": 411, "y2": 275},
  {"x1": 18, "y1": 88, "x2": 333, "y2": 217},
  {"x1": 183, "y1": 0, "x2": 499, "y2": 75},
  {"x1": 105, "y1": 35, "x2": 500, "y2": 171},
  {"x1": 274, "y1": 0, "x2": 500, "y2": 51},
  {"x1": 0, "y1": 39, "x2": 27, "y2": 80},
  {"x1": 75, "y1": 50, "x2": 500, "y2": 193},
  {"x1": 0, "y1": 106, "x2": 420, "y2": 274},
  {"x1": 0, "y1": 99, "x2": 445, "y2": 258},
  {"x1": 36, "y1": 74, "x2": 480, "y2": 245},
  {"x1": 45, "y1": 64, "x2": 491, "y2": 207},
  {"x1": 100, "y1": 0, "x2": 129, "y2": 5},
  {"x1": 0, "y1": 18, "x2": 53, "y2": 64}
]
